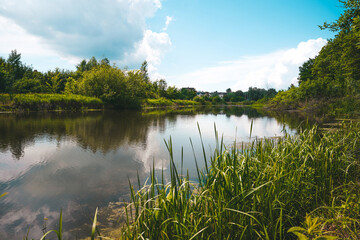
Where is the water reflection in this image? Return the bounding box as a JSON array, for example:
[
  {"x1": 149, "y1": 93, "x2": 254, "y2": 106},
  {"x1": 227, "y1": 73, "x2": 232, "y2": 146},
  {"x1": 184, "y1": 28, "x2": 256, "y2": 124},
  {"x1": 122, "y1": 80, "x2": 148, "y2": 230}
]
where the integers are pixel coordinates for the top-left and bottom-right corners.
[{"x1": 0, "y1": 107, "x2": 302, "y2": 238}]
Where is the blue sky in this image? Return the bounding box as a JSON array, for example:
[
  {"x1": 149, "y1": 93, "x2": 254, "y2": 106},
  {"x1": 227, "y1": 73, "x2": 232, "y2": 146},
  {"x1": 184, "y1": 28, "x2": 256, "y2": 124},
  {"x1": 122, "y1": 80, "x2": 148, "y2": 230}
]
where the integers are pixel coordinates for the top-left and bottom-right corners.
[{"x1": 0, "y1": 0, "x2": 343, "y2": 91}]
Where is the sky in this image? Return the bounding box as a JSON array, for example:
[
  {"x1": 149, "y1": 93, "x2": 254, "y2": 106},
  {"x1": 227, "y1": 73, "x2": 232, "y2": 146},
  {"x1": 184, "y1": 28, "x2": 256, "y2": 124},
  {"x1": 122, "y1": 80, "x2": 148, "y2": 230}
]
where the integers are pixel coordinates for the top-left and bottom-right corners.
[{"x1": 0, "y1": 0, "x2": 343, "y2": 92}]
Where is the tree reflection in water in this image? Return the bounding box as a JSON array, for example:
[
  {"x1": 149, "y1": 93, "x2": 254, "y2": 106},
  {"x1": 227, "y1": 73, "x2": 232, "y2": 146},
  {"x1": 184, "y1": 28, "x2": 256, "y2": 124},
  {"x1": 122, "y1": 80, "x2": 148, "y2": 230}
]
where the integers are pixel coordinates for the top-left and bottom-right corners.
[{"x1": 0, "y1": 107, "x2": 306, "y2": 238}]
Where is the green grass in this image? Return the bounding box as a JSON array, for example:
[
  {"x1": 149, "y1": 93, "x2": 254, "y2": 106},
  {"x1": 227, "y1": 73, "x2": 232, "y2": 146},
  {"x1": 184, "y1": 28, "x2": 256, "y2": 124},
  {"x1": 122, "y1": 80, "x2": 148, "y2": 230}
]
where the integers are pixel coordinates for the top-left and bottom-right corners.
[
  {"x1": 0, "y1": 93, "x2": 103, "y2": 111},
  {"x1": 120, "y1": 122, "x2": 360, "y2": 239},
  {"x1": 172, "y1": 99, "x2": 199, "y2": 106},
  {"x1": 18, "y1": 121, "x2": 360, "y2": 239},
  {"x1": 143, "y1": 98, "x2": 175, "y2": 107},
  {"x1": 143, "y1": 98, "x2": 200, "y2": 108}
]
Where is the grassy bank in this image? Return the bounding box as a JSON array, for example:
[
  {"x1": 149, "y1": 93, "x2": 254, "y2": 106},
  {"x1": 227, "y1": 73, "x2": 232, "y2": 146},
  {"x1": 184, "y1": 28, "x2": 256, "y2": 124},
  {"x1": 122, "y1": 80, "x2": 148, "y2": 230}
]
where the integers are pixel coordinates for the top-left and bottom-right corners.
[
  {"x1": 143, "y1": 98, "x2": 255, "y2": 108},
  {"x1": 0, "y1": 93, "x2": 103, "y2": 111},
  {"x1": 30, "y1": 122, "x2": 360, "y2": 239},
  {"x1": 0, "y1": 94, "x2": 259, "y2": 112},
  {"x1": 119, "y1": 123, "x2": 360, "y2": 239},
  {"x1": 267, "y1": 95, "x2": 360, "y2": 120},
  {"x1": 142, "y1": 98, "x2": 201, "y2": 108}
]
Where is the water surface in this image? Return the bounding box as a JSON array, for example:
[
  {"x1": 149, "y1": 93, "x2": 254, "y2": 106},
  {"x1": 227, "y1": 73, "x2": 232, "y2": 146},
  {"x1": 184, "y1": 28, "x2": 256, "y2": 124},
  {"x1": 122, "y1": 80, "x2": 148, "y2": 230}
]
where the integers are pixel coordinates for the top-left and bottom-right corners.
[{"x1": 0, "y1": 107, "x2": 299, "y2": 238}]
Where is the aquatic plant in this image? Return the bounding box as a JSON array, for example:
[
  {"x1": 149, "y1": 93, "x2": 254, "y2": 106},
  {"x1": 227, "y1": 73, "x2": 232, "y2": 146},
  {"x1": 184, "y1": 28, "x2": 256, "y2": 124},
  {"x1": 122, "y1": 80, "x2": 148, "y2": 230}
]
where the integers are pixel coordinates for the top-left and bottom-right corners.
[
  {"x1": 34, "y1": 122, "x2": 360, "y2": 239},
  {"x1": 121, "y1": 122, "x2": 360, "y2": 239}
]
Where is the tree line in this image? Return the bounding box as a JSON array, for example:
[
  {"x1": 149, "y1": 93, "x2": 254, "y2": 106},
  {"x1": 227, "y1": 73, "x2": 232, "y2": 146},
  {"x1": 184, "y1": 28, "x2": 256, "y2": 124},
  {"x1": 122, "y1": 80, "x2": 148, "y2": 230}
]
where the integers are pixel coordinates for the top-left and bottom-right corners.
[{"x1": 0, "y1": 51, "x2": 277, "y2": 108}]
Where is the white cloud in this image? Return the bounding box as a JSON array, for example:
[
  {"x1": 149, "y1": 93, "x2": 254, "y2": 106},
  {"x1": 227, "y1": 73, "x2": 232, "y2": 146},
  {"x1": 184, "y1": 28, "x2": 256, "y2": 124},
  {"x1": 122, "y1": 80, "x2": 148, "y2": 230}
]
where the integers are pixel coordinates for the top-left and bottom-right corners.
[
  {"x1": 0, "y1": 16, "x2": 79, "y2": 70},
  {"x1": 162, "y1": 16, "x2": 174, "y2": 31},
  {"x1": 121, "y1": 29, "x2": 172, "y2": 79},
  {"x1": 170, "y1": 38, "x2": 327, "y2": 91},
  {"x1": 0, "y1": 0, "x2": 170, "y2": 72}
]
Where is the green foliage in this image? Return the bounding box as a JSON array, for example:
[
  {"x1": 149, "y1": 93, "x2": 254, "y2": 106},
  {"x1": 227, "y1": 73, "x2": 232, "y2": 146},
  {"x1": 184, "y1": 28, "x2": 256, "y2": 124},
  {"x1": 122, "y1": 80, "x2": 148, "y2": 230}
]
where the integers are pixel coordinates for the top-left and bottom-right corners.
[
  {"x1": 180, "y1": 88, "x2": 197, "y2": 100},
  {"x1": 173, "y1": 99, "x2": 199, "y2": 106},
  {"x1": 165, "y1": 86, "x2": 182, "y2": 99},
  {"x1": 140, "y1": 60, "x2": 150, "y2": 83},
  {"x1": 298, "y1": 58, "x2": 315, "y2": 85},
  {"x1": 288, "y1": 215, "x2": 337, "y2": 240},
  {"x1": 143, "y1": 98, "x2": 200, "y2": 107},
  {"x1": 269, "y1": 86, "x2": 299, "y2": 109},
  {"x1": 144, "y1": 97, "x2": 174, "y2": 107},
  {"x1": 76, "y1": 56, "x2": 110, "y2": 72},
  {"x1": 12, "y1": 77, "x2": 44, "y2": 93},
  {"x1": 244, "y1": 87, "x2": 277, "y2": 102},
  {"x1": 9, "y1": 93, "x2": 103, "y2": 111},
  {"x1": 69, "y1": 65, "x2": 151, "y2": 108},
  {"x1": 320, "y1": 0, "x2": 360, "y2": 34},
  {"x1": 193, "y1": 95, "x2": 206, "y2": 105},
  {"x1": 211, "y1": 95, "x2": 223, "y2": 104},
  {"x1": 121, "y1": 123, "x2": 360, "y2": 239},
  {"x1": 0, "y1": 53, "x2": 158, "y2": 109},
  {"x1": 1, "y1": 50, "x2": 282, "y2": 110},
  {"x1": 152, "y1": 79, "x2": 168, "y2": 98}
]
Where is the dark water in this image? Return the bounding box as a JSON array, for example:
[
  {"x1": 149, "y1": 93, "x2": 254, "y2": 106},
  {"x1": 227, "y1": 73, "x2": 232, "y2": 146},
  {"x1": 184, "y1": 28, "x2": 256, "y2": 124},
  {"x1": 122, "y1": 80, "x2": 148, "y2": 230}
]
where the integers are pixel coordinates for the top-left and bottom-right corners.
[{"x1": 0, "y1": 107, "x2": 301, "y2": 239}]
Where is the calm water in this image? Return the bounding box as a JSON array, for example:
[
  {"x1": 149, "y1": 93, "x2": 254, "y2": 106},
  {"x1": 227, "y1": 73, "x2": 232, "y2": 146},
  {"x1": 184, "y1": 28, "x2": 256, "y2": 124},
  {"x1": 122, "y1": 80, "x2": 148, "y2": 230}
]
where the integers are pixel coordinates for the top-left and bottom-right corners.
[{"x1": 0, "y1": 107, "x2": 300, "y2": 239}]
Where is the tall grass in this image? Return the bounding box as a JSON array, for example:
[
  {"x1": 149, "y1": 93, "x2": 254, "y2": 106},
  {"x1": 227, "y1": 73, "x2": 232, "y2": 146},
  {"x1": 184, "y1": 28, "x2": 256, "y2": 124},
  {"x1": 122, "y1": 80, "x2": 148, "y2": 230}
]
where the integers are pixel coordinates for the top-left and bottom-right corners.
[
  {"x1": 30, "y1": 122, "x2": 359, "y2": 239},
  {"x1": 121, "y1": 122, "x2": 360, "y2": 239},
  {"x1": 143, "y1": 98, "x2": 200, "y2": 108},
  {"x1": 0, "y1": 93, "x2": 103, "y2": 111}
]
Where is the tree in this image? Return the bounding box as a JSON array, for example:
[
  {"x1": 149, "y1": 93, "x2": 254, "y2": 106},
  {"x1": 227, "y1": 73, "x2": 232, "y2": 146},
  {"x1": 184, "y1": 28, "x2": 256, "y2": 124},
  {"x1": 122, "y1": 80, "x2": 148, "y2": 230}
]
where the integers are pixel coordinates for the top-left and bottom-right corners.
[
  {"x1": 76, "y1": 60, "x2": 88, "y2": 72},
  {"x1": 100, "y1": 58, "x2": 110, "y2": 67},
  {"x1": 166, "y1": 86, "x2": 181, "y2": 99},
  {"x1": 0, "y1": 57, "x2": 6, "y2": 92},
  {"x1": 211, "y1": 95, "x2": 222, "y2": 104},
  {"x1": 87, "y1": 57, "x2": 99, "y2": 70},
  {"x1": 76, "y1": 57, "x2": 102, "y2": 72},
  {"x1": 13, "y1": 77, "x2": 43, "y2": 93},
  {"x1": 5, "y1": 50, "x2": 32, "y2": 92},
  {"x1": 180, "y1": 88, "x2": 197, "y2": 100},
  {"x1": 140, "y1": 61, "x2": 150, "y2": 83},
  {"x1": 298, "y1": 58, "x2": 315, "y2": 85},
  {"x1": 266, "y1": 88, "x2": 277, "y2": 98},
  {"x1": 247, "y1": 87, "x2": 267, "y2": 101},
  {"x1": 153, "y1": 79, "x2": 167, "y2": 97},
  {"x1": 320, "y1": 0, "x2": 360, "y2": 34},
  {"x1": 7, "y1": 50, "x2": 21, "y2": 67}
]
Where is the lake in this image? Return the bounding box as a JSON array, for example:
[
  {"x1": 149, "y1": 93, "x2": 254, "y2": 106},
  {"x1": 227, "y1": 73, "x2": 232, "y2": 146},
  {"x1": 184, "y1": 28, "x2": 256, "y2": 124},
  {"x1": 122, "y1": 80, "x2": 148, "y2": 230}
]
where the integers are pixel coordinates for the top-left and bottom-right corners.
[{"x1": 0, "y1": 107, "x2": 302, "y2": 239}]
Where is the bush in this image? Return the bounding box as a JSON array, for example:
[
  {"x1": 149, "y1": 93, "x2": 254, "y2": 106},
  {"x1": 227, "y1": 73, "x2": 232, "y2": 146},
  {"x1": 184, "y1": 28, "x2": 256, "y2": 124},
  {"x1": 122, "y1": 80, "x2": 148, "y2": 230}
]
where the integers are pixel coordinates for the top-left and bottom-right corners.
[{"x1": 69, "y1": 66, "x2": 152, "y2": 108}]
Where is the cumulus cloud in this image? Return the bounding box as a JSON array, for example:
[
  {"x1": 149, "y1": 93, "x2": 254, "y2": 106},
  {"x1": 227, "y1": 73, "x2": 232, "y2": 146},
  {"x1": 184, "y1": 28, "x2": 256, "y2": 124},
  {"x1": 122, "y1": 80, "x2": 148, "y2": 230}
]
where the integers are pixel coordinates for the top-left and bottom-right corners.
[
  {"x1": 121, "y1": 29, "x2": 171, "y2": 79},
  {"x1": 162, "y1": 16, "x2": 174, "y2": 31},
  {"x1": 0, "y1": 0, "x2": 169, "y2": 73},
  {"x1": 0, "y1": 16, "x2": 80, "y2": 70},
  {"x1": 171, "y1": 38, "x2": 327, "y2": 91}
]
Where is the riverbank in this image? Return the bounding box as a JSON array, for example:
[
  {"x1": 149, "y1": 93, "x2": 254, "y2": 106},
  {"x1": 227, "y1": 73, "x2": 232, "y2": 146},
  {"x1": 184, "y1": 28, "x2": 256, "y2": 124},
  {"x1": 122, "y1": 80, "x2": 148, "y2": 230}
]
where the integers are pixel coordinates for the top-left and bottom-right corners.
[
  {"x1": 0, "y1": 93, "x2": 255, "y2": 112},
  {"x1": 267, "y1": 91, "x2": 360, "y2": 117},
  {"x1": 0, "y1": 93, "x2": 103, "y2": 112},
  {"x1": 142, "y1": 98, "x2": 201, "y2": 108}
]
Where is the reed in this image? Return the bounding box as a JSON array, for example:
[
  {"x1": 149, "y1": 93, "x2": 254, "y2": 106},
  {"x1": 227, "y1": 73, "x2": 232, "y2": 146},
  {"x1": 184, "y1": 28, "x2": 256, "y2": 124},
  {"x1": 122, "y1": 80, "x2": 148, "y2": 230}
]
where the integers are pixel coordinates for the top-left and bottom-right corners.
[
  {"x1": 34, "y1": 122, "x2": 360, "y2": 239},
  {"x1": 121, "y1": 122, "x2": 360, "y2": 239}
]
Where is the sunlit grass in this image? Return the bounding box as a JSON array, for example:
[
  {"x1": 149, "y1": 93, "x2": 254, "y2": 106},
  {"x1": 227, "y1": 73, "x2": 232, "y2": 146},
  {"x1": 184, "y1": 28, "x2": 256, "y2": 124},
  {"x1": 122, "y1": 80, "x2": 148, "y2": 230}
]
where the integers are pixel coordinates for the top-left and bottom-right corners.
[
  {"x1": 143, "y1": 98, "x2": 201, "y2": 108},
  {"x1": 0, "y1": 93, "x2": 103, "y2": 111},
  {"x1": 121, "y1": 122, "x2": 360, "y2": 239}
]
